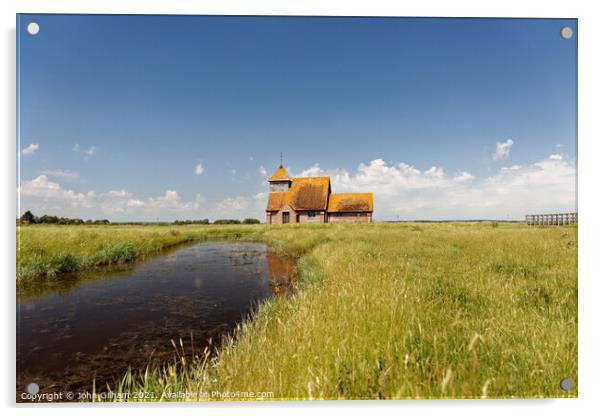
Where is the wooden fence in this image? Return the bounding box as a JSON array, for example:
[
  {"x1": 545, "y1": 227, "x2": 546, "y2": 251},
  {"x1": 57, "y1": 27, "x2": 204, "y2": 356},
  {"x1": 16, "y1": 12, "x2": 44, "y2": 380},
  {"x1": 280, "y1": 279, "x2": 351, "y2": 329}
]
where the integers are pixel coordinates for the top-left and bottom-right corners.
[{"x1": 525, "y1": 213, "x2": 577, "y2": 226}]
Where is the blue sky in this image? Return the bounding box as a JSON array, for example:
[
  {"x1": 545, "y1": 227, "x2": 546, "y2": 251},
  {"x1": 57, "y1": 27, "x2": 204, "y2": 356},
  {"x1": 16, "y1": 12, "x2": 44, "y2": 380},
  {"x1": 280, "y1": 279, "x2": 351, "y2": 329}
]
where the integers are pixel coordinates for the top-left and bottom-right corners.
[{"x1": 17, "y1": 15, "x2": 577, "y2": 221}]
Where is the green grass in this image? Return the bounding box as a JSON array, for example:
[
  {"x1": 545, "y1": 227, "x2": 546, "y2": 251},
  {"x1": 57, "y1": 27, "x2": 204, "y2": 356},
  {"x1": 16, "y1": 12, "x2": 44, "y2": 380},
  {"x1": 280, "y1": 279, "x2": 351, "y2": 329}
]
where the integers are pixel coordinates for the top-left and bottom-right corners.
[
  {"x1": 16, "y1": 224, "x2": 264, "y2": 283},
  {"x1": 16, "y1": 222, "x2": 577, "y2": 400}
]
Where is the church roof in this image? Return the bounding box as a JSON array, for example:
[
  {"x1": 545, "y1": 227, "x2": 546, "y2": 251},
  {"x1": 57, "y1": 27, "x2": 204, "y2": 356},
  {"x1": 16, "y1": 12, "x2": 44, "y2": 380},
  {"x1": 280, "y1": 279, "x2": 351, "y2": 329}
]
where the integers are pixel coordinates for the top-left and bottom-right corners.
[
  {"x1": 288, "y1": 177, "x2": 330, "y2": 211},
  {"x1": 266, "y1": 176, "x2": 331, "y2": 212},
  {"x1": 327, "y1": 193, "x2": 373, "y2": 213},
  {"x1": 266, "y1": 192, "x2": 287, "y2": 211},
  {"x1": 268, "y1": 165, "x2": 290, "y2": 181}
]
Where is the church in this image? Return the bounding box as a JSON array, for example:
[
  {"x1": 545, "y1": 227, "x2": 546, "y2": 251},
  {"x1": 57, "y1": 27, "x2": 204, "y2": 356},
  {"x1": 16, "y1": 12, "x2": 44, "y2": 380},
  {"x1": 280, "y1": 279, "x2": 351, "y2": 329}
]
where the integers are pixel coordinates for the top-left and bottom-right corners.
[{"x1": 265, "y1": 165, "x2": 373, "y2": 224}]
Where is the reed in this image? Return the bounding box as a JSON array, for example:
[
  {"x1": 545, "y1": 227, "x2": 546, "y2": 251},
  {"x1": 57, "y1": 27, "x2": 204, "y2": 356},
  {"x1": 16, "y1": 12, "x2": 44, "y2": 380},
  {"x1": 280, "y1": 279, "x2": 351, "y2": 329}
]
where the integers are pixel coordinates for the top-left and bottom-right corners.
[{"x1": 31, "y1": 222, "x2": 575, "y2": 400}]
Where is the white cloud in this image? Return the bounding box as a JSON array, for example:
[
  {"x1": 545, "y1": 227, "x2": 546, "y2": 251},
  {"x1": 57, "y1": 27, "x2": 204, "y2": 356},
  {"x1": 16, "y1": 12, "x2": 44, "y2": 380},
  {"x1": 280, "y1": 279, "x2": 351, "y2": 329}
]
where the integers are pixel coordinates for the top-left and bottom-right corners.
[
  {"x1": 73, "y1": 144, "x2": 97, "y2": 159},
  {"x1": 212, "y1": 192, "x2": 267, "y2": 220},
  {"x1": 40, "y1": 169, "x2": 79, "y2": 180},
  {"x1": 194, "y1": 162, "x2": 204, "y2": 176},
  {"x1": 18, "y1": 177, "x2": 205, "y2": 220},
  {"x1": 126, "y1": 199, "x2": 145, "y2": 207},
  {"x1": 259, "y1": 166, "x2": 267, "y2": 177},
  {"x1": 453, "y1": 171, "x2": 475, "y2": 183},
  {"x1": 21, "y1": 143, "x2": 39, "y2": 155},
  {"x1": 148, "y1": 190, "x2": 192, "y2": 211},
  {"x1": 425, "y1": 166, "x2": 444, "y2": 178},
  {"x1": 292, "y1": 156, "x2": 575, "y2": 220},
  {"x1": 18, "y1": 153, "x2": 576, "y2": 222},
  {"x1": 106, "y1": 189, "x2": 132, "y2": 197},
  {"x1": 19, "y1": 175, "x2": 90, "y2": 209},
  {"x1": 299, "y1": 164, "x2": 324, "y2": 177},
  {"x1": 216, "y1": 196, "x2": 250, "y2": 211},
  {"x1": 492, "y1": 138, "x2": 514, "y2": 161}
]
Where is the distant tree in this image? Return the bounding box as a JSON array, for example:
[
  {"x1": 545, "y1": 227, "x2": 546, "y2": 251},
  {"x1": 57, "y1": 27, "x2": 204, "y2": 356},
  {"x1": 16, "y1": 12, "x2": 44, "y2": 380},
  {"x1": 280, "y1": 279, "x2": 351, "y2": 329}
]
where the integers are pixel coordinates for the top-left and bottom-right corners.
[
  {"x1": 19, "y1": 212, "x2": 112, "y2": 225},
  {"x1": 242, "y1": 218, "x2": 260, "y2": 224},
  {"x1": 213, "y1": 219, "x2": 241, "y2": 224},
  {"x1": 20, "y1": 210, "x2": 35, "y2": 224},
  {"x1": 37, "y1": 215, "x2": 59, "y2": 224},
  {"x1": 173, "y1": 218, "x2": 210, "y2": 225}
]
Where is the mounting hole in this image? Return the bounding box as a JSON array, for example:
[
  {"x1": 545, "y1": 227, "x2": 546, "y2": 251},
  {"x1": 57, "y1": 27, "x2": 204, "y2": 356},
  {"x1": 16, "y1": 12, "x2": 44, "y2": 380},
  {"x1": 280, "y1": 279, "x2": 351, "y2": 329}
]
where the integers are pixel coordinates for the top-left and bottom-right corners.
[
  {"x1": 560, "y1": 26, "x2": 573, "y2": 40},
  {"x1": 559, "y1": 377, "x2": 573, "y2": 391},
  {"x1": 25, "y1": 382, "x2": 39, "y2": 395},
  {"x1": 27, "y1": 22, "x2": 40, "y2": 36}
]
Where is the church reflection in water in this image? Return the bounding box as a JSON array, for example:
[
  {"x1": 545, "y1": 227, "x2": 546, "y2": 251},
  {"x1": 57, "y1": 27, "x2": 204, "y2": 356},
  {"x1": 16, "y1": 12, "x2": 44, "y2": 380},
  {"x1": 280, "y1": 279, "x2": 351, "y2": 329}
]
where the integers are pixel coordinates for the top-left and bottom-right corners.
[{"x1": 266, "y1": 250, "x2": 297, "y2": 297}]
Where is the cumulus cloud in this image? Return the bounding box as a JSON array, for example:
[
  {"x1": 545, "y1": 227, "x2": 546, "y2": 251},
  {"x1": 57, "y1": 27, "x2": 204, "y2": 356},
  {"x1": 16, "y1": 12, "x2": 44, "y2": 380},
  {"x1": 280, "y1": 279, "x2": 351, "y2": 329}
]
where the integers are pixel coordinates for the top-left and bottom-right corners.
[
  {"x1": 18, "y1": 153, "x2": 576, "y2": 222},
  {"x1": 40, "y1": 169, "x2": 79, "y2": 180},
  {"x1": 216, "y1": 196, "x2": 251, "y2": 211},
  {"x1": 21, "y1": 143, "x2": 39, "y2": 155},
  {"x1": 259, "y1": 166, "x2": 267, "y2": 177},
  {"x1": 213, "y1": 192, "x2": 267, "y2": 219},
  {"x1": 453, "y1": 171, "x2": 475, "y2": 183},
  {"x1": 126, "y1": 199, "x2": 145, "y2": 207},
  {"x1": 492, "y1": 138, "x2": 514, "y2": 161},
  {"x1": 291, "y1": 156, "x2": 575, "y2": 220},
  {"x1": 18, "y1": 176, "x2": 205, "y2": 220},
  {"x1": 299, "y1": 164, "x2": 324, "y2": 177},
  {"x1": 19, "y1": 175, "x2": 90, "y2": 210},
  {"x1": 194, "y1": 163, "x2": 204, "y2": 176}
]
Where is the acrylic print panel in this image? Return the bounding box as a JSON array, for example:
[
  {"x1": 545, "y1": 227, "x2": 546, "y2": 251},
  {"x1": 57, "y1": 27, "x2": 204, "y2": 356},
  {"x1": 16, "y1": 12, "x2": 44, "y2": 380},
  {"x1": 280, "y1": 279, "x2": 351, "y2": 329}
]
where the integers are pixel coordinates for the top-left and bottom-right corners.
[{"x1": 16, "y1": 14, "x2": 577, "y2": 402}]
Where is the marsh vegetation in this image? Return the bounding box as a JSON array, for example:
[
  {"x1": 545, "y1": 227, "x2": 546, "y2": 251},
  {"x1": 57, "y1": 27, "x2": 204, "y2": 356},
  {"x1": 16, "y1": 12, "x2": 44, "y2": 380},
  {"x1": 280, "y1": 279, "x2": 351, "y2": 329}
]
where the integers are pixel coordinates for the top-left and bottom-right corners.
[{"x1": 16, "y1": 222, "x2": 577, "y2": 400}]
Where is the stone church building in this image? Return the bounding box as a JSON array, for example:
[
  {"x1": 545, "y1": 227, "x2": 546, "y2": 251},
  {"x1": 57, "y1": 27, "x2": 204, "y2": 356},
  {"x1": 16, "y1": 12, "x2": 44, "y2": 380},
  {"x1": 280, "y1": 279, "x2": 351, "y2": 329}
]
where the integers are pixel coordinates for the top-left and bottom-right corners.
[{"x1": 265, "y1": 165, "x2": 373, "y2": 224}]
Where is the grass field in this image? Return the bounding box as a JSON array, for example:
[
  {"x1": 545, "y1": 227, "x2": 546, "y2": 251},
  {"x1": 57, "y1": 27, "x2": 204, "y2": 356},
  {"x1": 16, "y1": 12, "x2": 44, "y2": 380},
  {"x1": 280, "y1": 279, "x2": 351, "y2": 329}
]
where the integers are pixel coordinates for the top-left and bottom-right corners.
[
  {"x1": 16, "y1": 224, "x2": 265, "y2": 283},
  {"x1": 16, "y1": 222, "x2": 578, "y2": 399}
]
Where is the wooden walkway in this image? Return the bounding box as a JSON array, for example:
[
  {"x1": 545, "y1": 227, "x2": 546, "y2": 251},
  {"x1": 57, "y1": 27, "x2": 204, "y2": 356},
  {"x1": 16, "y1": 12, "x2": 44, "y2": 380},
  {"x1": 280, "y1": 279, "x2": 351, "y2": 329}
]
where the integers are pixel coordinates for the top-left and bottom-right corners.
[{"x1": 525, "y1": 213, "x2": 577, "y2": 226}]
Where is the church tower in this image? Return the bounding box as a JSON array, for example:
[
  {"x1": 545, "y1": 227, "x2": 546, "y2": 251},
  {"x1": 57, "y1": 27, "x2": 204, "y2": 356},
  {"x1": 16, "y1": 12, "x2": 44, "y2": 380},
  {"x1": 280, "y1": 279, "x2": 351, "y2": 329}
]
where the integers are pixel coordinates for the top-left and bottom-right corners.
[{"x1": 268, "y1": 165, "x2": 291, "y2": 192}]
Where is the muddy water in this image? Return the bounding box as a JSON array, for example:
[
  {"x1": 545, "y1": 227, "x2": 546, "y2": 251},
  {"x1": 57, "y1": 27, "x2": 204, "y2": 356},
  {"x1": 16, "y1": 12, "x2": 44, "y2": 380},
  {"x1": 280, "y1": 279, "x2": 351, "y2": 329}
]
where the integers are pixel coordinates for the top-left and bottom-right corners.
[{"x1": 16, "y1": 242, "x2": 295, "y2": 400}]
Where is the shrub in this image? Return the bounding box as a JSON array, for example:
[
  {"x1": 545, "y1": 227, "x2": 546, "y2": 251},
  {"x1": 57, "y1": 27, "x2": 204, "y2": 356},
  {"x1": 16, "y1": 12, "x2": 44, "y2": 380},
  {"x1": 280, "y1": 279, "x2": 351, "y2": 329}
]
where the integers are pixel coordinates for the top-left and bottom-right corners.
[
  {"x1": 213, "y1": 219, "x2": 241, "y2": 224},
  {"x1": 20, "y1": 210, "x2": 35, "y2": 224},
  {"x1": 50, "y1": 252, "x2": 79, "y2": 274}
]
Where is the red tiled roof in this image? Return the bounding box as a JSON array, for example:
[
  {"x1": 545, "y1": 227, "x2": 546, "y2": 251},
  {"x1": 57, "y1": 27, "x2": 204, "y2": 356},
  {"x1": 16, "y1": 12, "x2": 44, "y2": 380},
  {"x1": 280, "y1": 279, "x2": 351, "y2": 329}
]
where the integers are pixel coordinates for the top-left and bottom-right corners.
[
  {"x1": 266, "y1": 192, "x2": 286, "y2": 211},
  {"x1": 268, "y1": 165, "x2": 290, "y2": 181},
  {"x1": 288, "y1": 177, "x2": 330, "y2": 211},
  {"x1": 265, "y1": 176, "x2": 331, "y2": 212},
  {"x1": 327, "y1": 193, "x2": 373, "y2": 213}
]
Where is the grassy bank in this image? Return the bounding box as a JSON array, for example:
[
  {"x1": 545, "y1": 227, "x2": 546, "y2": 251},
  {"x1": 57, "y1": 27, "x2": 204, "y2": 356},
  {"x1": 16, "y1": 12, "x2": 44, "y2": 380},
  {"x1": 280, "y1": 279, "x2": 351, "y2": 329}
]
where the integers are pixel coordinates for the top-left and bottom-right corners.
[
  {"x1": 16, "y1": 224, "x2": 265, "y2": 283},
  {"x1": 111, "y1": 222, "x2": 576, "y2": 400},
  {"x1": 17, "y1": 222, "x2": 577, "y2": 399}
]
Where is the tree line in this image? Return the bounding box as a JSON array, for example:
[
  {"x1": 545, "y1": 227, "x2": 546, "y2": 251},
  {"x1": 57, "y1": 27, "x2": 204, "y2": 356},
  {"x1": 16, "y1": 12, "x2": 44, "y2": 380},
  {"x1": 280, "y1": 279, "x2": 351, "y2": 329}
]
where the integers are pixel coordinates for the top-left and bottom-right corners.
[{"x1": 17, "y1": 211, "x2": 260, "y2": 225}]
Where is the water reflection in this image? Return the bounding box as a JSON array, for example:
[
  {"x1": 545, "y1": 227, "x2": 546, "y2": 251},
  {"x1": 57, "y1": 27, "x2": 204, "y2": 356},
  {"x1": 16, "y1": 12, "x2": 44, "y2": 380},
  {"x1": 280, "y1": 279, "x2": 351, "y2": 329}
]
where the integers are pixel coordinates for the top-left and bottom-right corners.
[{"x1": 16, "y1": 242, "x2": 296, "y2": 400}]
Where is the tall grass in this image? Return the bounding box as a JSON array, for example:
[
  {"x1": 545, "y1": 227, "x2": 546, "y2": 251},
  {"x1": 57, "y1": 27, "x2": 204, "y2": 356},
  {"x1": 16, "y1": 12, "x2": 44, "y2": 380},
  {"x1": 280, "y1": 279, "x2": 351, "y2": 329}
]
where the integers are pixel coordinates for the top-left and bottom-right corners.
[
  {"x1": 69, "y1": 222, "x2": 577, "y2": 400},
  {"x1": 16, "y1": 224, "x2": 264, "y2": 283}
]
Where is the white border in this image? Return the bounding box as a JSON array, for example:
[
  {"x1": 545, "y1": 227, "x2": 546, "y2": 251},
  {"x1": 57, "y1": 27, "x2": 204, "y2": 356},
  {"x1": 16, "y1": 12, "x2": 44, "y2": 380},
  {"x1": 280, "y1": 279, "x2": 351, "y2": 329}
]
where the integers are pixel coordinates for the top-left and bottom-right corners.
[{"x1": 2, "y1": 1, "x2": 601, "y2": 415}]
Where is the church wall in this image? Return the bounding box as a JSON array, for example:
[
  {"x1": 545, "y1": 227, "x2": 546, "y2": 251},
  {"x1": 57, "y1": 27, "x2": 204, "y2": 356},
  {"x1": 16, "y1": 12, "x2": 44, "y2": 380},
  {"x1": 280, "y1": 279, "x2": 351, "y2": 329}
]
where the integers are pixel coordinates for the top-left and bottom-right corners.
[{"x1": 327, "y1": 212, "x2": 372, "y2": 223}]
